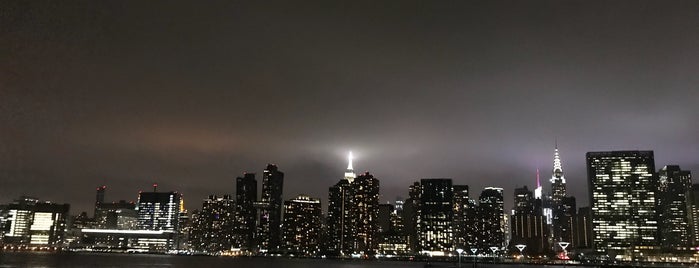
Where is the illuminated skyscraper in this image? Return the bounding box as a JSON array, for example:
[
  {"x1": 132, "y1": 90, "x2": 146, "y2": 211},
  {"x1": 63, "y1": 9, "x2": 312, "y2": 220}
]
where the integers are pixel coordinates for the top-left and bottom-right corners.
[
  {"x1": 510, "y1": 186, "x2": 549, "y2": 254},
  {"x1": 326, "y1": 152, "x2": 379, "y2": 255},
  {"x1": 452, "y1": 185, "x2": 470, "y2": 249},
  {"x1": 0, "y1": 197, "x2": 69, "y2": 246},
  {"x1": 345, "y1": 151, "x2": 356, "y2": 183},
  {"x1": 417, "y1": 178, "x2": 453, "y2": 255},
  {"x1": 586, "y1": 151, "x2": 658, "y2": 253},
  {"x1": 478, "y1": 187, "x2": 505, "y2": 251},
  {"x1": 327, "y1": 177, "x2": 353, "y2": 255},
  {"x1": 401, "y1": 182, "x2": 420, "y2": 252},
  {"x1": 95, "y1": 185, "x2": 106, "y2": 219},
  {"x1": 657, "y1": 165, "x2": 692, "y2": 250},
  {"x1": 353, "y1": 172, "x2": 380, "y2": 254},
  {"x1": 257, "y1": 164, "x2": 284, "y2": 252},
  {"x1": 234, "y1": 173, "x2": 257, "y2": 249},
  {"x1": 190, "y1": 195, "x2": 235, "y2": 253},
  {"x1": 550, "y1": 144, "x2": 566, "y2": 205},
  {"x1": 136, "y1": 190, "x2": 181, "y2": 232},
  {"x1": 282, "y1": 195, "x2": 322, "y2": 256},
  {"x1": 691, "y1": 184, "x2": 699, "y2": 245}
]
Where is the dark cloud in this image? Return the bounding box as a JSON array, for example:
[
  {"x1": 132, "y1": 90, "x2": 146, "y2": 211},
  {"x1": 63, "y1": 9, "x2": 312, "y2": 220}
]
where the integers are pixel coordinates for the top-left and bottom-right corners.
[{"x1": 1, "y1": 1, "x2": 698, "y2": 214}]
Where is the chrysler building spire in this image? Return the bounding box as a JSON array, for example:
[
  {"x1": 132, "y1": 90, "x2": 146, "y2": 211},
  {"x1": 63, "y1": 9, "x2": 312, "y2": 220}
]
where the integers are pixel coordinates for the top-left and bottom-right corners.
[
  {"x1": 550, "y1": 142, "x2": 567, "y2": 204},
  {"x1": 551, "y1": 142, "x2": 565, "y2": 184}
]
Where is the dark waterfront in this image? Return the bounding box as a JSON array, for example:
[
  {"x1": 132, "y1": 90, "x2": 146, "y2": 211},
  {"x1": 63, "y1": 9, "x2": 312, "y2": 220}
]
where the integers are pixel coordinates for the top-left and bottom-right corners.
[{"x1": 0, "y1": 252, "x2": 577, "y2": 268}]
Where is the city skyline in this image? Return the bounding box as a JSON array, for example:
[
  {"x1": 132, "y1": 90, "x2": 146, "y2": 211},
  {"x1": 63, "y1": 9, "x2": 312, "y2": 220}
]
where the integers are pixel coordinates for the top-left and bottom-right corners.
[
  {"x1": 0, "y1": 145, "x2": 694, "y2": 214},
  {"x1": 2, "y1": 148, "x2": 698, "y2": 263},
  {"x1": 2, "y1": 1, "x2": 699, "y2": 218}
]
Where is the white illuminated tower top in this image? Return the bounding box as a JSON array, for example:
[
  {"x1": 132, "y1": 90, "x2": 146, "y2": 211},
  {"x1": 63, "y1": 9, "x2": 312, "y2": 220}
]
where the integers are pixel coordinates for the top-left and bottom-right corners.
[
  {"x1": 535, "y1": 168, "x2": 543, "y2": 200},
  {"x1": 550, "y1": 142, "x2": 567, "y2": 204},
  {"x1": 344, "y1": 151, "x2": 356, "y2": 183},
  {"x1": 550, "y1": 142, "x2": 566, "y2": 184}
]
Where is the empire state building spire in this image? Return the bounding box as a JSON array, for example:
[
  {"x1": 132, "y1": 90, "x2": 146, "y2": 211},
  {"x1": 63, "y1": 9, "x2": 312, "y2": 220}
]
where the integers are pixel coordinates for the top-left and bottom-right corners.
[{"x1": 344, "y1": 151, "x2": 356, "y2": 183}]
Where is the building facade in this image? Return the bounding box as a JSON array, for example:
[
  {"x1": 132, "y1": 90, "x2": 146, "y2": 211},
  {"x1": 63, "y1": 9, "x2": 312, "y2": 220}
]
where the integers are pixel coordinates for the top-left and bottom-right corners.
[
  {"x1": 190, "y1": 195, "x2": 236, "y2": 253},
  {"x1": 282, "y1": 195, "x2": 322, "y2": 256},
  {"x1": 257, "y1": 164, "x2": 284, "y2": 252},
  {"x1": 510, "y1": 186, "x2": 549, "y2": 255},
  {"x1": 586, "y1": 151, "x2": 658, "y2": 253},
  {"x1": 234, "y1": 173, "x2": 257, "y2": 250},
  {"x1": 417, "y1": 178, "x2": 453, "y2": 255},
  {"x1": 657, "y1": 165, "x2": 692, "y2": 250},
  {"x1": 478, "y1": 187, "x2": 505, "y2": 251}
]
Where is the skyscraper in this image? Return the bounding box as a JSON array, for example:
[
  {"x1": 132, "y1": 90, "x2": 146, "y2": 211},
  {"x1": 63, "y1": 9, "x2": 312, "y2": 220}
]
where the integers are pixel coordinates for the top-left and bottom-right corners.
[
  {"x1": 327, "y1": 176, "x2": 354, "y2": 255},
  {"x1": 95, "y1": 185, "x2": 106, "y2": 219},
  {"x1": 378, "y1": 203, "x2": 394, "y2": 234},
  {"x1": 550, "y1": 144, "x2": 567, "y2": 205},
  {"x1": 550, "y1": 144, "x2": 575, "y2": 250},
  {"x1": 691, "y1": 184, "x2": 699, "y2": 245},
  {"x1": 257, "y1": 164, "x2": 284, "y2": 252},
  {"x1": 402, "y1": 182, "x2": 421, "y2": 253},
  {"x1": 478, "y1": 187, "x2": 505, "y2": 251},
  {"x1": 353, "y1": 172, "x2": 380, "y2": 254},
  {"x1": 452, "y1": 185, "x2": 470, "y2": 249},
  {"x1": 282, "y1": 195, "x2": 322, "y2": 256},
  {"x1": 325, "y1": 152, "x2": 380, "y2": 256},
  {"x1": 586, "y1": 151, "x2": 658, "y2": 253},
  {"x1": 510, "y1": 186, "x2": 548, "y2": 254},
  {"x1": 574, "y1": 207, "x2": 593, "y2": 249},
  {"x1": 417, "y1": 178, "x2": 453, "y2": 255},
  {"x1": 234, "y1": 173, "x2": 257, "y2": 250},
  {"x1": 0, "y1": 197, "x2": 69, "y2": 246},
  {"x1": 657, "y1": 165, "x2": 692, "y2": 250},
  {"x1": 190, "y1": 195, "x2": 236, "y2": 253},
  {"x1": 136, "y1": 189, "x2": 181, "y2": 233}
]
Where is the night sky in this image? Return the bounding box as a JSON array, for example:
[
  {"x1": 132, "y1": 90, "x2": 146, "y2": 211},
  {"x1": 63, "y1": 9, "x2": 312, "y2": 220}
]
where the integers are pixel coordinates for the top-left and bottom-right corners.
[{"x1": 2, "y1": 1, "x2": 698, "y2": 214}]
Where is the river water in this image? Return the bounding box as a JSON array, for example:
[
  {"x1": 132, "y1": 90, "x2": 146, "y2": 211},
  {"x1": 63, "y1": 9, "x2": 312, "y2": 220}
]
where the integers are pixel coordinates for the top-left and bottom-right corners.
[{"x1": 0, "y1": 252, "x2": 573, "y2": 268}]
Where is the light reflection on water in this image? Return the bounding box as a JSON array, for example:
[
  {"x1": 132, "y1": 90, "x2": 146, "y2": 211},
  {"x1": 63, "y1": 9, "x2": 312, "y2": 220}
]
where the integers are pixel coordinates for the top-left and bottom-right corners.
[{"x1": 0, "y1": 252, "x2": 574, "y2": 268}]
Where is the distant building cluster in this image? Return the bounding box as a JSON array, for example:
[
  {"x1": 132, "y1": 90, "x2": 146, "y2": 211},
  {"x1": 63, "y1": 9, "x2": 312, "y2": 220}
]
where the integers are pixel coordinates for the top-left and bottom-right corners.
[{"x1": 1, "y1": 147, "x2": 698, "y2": 264}]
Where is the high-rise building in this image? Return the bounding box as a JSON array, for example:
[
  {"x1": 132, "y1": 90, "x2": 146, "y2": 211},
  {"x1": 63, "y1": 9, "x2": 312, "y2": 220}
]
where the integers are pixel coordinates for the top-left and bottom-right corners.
[
  {"x1": 378, "y1": 204, "x2": 394, "y2": 234},
  {"x1": 417, "y1": 178, "x2": 453, "y2": 255},
  {"x1": 452, "y1": 185, "x2": 470, "y2": 249},
  {"x1": 549, "y1": 144, "x2": 576, "y2": 251},
  {"x1": 234, "y1": 173, "x2": 257, "y2": 250},
  {"x1": 550, "y1": 144, "x2": 567, "y2": 205},
  {"x1": 510, "y1": 186, "x2": 548, "y2": 254},
  {"x1": 377, "y1": 201, "x2": 408, "y2": 255},
  {"x1": 326, "y1": 153, "x2": 381, "y2": 256},
  {"x1": 401, "y1": 182, "x2": 420, "y2": 253},
  {"x1": 0, "y1": 196, "x2": 69, "y2": 246},
  {"x1": 586, "y1": 151, "x2": 658, "y2": 253},
  {"x1": 574, "y1": 207, "x2": 593, "y2": 249},
  {"x1": 657, "y1": 165, "x2": 692, "y2": 250},
  {"x1": 478, "y1": 187, "x2": 505, "y2": 251},
  {"x1": 691, "y1": 184, "x2": 699, "y2": 245},
  {"x1": 190, "y1": 195, "x2": 236, "y2": 253},
  {"x1": 135, "y1": 189, "x2": 181, "y2": 232},
  {"x1": 353, "y1": 172, "x2": 380, "y2": 254},
  {"x1": 327, "y1": 176, "x2": 354, "y2": 255},
  {"x1": 95, "y1": 186, "x2": 106, "y2": 219},
  {"x1": 282, "y1": 195, "x2": 322, "y2": 256},
  {"x1": 95, "y1": 200, "x2": 136, "y2": 229},
  {"x1": 257, "y1": 164, "x2": 284, "y2": 252}
]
